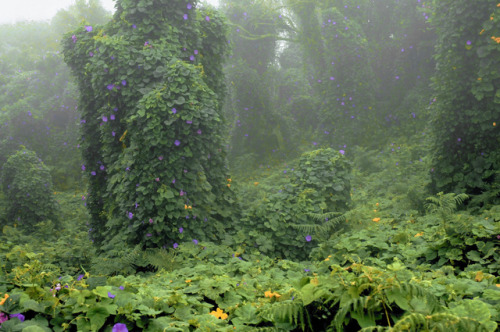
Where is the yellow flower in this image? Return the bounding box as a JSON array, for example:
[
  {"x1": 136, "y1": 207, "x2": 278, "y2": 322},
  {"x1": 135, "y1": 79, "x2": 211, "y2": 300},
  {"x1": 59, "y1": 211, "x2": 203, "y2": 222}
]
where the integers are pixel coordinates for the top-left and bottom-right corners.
[
  {"x1": 372, "y1": 217, "x2": 381, "y2": 222},
  {"x1": 254, "y1": 182, "x2": 259, "y2": 186},
  {"x1": 414, "y1": 232, "x2": 424, "y2": 237},
  {"x1": 210, "y1": 307, "x2": 228, "y2": 319},
  {"x1": 227, "y1": 184, "x2": 231, "y2": 188},
  {"x1": 227, "y1": 178, "x2": 232, "y2": 182},
  {"x1": 0, "y1": 294, "x2": 9, "y2": 305},
  {"x1": 185, "y1": 279, "x2": 192, "y2": 283},
  {"x1": 264, "y1": 291, "x2": 281, "y2": 298}
]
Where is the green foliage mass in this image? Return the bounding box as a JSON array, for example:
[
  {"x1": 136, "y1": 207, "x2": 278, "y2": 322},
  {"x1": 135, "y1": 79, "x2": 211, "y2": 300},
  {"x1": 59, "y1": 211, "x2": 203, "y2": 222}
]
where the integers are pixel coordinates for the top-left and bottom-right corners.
[
  {"x1": 62, "y1": 0, "x2": 232, "y2": 248},
  {"x1": 430, "y1": 0, "x2": 500, "y2": 195},
  {"x1": 0, "y1": 148, "x2": 58, "y2": 229}
]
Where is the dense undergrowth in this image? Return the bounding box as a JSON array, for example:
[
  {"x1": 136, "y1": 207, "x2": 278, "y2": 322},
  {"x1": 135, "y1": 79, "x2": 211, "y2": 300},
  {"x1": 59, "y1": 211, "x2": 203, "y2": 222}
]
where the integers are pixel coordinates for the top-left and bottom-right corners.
[{"x1": 0, "y1": 142, "x2": 498, "y2": 331}]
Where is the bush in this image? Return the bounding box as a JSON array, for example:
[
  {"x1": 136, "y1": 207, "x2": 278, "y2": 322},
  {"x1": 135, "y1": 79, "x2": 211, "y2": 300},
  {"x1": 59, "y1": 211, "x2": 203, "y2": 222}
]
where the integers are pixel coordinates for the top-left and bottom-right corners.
[{"x1": 1, "y1": 148, "x2": 58, "y2": 229}]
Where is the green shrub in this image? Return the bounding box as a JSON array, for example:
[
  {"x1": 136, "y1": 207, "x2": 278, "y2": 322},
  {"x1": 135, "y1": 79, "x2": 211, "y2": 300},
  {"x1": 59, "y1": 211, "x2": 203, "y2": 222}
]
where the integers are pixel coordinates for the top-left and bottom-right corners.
[{"x1": 0, "y1": 148, "x2": 58, "y2": 229}]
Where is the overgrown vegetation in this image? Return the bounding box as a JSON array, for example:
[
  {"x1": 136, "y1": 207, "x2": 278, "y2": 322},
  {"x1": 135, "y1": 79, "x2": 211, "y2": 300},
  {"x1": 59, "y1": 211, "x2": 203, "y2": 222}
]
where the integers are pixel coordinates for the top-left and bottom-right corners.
[{"x1": 0, "y1": 0, "x2": 498, "y2": 331}]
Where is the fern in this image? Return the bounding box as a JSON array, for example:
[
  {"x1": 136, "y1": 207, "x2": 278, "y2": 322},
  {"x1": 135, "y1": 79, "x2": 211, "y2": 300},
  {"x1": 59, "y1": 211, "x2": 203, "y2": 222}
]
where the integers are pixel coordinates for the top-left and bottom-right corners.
[
  {"x1": 143, "y1": 247, "x2": 177, "y2": 272},
  {"x1": 425, "y1": 192, "x2": 469, "y2": 224},
  {"x1": 291, "y1": 213, "x2": 346, "y2": 239},
  {"x1": 259, "y1": 301, "x2": 311, "y2": 331}
]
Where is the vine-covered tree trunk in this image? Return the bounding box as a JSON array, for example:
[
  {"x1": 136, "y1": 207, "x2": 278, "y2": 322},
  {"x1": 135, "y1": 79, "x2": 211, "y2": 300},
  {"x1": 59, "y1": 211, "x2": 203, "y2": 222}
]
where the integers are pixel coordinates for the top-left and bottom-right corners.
[{"x1": 63, "y1": 0, "x2": 233, "y2": 249}]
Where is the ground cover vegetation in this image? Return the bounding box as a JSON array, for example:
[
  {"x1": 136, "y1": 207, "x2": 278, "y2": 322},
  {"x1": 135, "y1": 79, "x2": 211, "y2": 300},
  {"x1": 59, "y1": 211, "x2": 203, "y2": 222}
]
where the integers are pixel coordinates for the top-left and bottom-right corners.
[{"x1": 0, "y1": 0, "x2": 498, "y2": 330}]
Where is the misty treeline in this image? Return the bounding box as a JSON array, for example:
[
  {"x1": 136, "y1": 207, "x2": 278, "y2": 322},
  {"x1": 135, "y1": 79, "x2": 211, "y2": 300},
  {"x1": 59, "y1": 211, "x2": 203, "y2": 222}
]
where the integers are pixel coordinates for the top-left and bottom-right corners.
[{"x1": 0, "y1": 0, "x2": 498, "y2": 331}]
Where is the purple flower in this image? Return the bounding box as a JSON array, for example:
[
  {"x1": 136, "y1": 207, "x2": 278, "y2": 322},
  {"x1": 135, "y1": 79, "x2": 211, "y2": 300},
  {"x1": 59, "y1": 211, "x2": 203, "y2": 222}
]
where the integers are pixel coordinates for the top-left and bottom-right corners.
[
  {"x1": 89, "y1": 51, "x2": 94, "y2": 57},
  {"x1": 183, "y1": 14, "x2": 188, "y2": 20},
  {"x1": 173, "y1": 243, "x2": 179, "y2": 249},
  {"x1": 305, "y1": 235, "x2": 312, "y2": 242},
  {"x1": 108, "y1": 292, "x2": 115, "y2": 299},
  {"x1": 119, "y1": 285, "x2": 125, "y2": 290},
  {"x1": 179, "y1": 227, "x2": 184, "y2": 233},
  {"x1": 110, "y1": 114, "x2": 115, "y2": 120},
  {"x1": 174, "y1": 140, "x2": 181, "y2": 146},
  {"x1": 194, "y1": 50, "x2": 198, "y2": 55},
  {"x1": 187, "y1": 3, "x2": 192, "y2": 9},
  {"x1": 339, "y1": 149, "x2": 345, "y2": 155},
  {"x1": 10, "y1": 313, "x2": 25, "y2": 322},
  {"x1": 85, "y1": 25, "x2": 93, "y2": 32},
  {"x1": 81, "y1": 164, "x2": 86, "y2": 171},
  {"x1": 91, "y1": 171, "x2": 96, "y2": 176},
  {"x1": 193, "y1": 239, "x2": 198, "y2": 245},
  {"x1": 77, "y1": 274, "x2": 84, "y2": 281},
  {"x1": 304, "y1": 269, "x2": 310, "y2": 272},
  {"x1": 205, "y1": 16, "x2": 210, "y2": 21},
  {"x1": 146, "y1": 233, "x2": 152, "y2": 237},
  {"x1": 128, "y1": 212, "x2": 133, "y2": 219},
  {"x1": 197, "y1": 129, "x2": 202, "y2": 135},
  {"x1": 71, "y1": 35, "x2": 77, "y2": 43},
  {"x1": 158, "y1": 156, "x2": 164, "y2": 160},
  {"x1": 190, "y1": 55, "x2": 195, "y2": 61},
  {"x1": 121, "y1": 80, "x2": 127, "y2": 86},
  {"x1": 107, "y1": 84, "x2": 114, "y2": 90},
  {"x1": 102, "y1": 116, "x2": 108, "y2": 122},
  {"x1": 466, "y1": 40, "x2": 472, "y2": 45},
  {"x1": 172, "y1": 108, "x2": 177, "y2": 114},
  {"x1": 100, "y1": 165, "x2": 105, "y2": 171},
  {"x1": 112, "y1": 323, "x2": 128, "y2": 332},
  {"x1": 112, "y1": 131, "x2": 116, "y2": 136},
  {"x1": 186, "y1": 120, "x2": 192, "y2": 124},
  {"x1": 149, "y1": 218, "x2": 154, "y2": 224},
  {"x1": 0, "y1": 313, "x2": 8, "y2": 324}
]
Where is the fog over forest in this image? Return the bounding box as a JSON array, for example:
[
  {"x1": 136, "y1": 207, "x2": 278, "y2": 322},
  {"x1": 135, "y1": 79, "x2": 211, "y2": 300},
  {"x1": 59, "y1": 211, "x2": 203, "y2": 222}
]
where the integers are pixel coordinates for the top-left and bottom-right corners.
[{"x1": 0, "y1": 0, "x2": 498, "y2": 330}]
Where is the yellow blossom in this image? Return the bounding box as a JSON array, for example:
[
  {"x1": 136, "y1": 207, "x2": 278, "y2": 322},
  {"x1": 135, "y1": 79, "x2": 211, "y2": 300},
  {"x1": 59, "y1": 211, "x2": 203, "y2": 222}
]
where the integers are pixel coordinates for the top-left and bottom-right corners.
[
  {"x1": 0, "y1": 294, "x2": 9, "y2": 305},
  {"x1": 372, "y1": 217, "x2": 381, "y2": 222},
  {"x1": 414, "y1": 232, "x2": 424, "y2": 237},
  {"x1": 210, "y1": 307, "x2": 228, "y2": 319}
]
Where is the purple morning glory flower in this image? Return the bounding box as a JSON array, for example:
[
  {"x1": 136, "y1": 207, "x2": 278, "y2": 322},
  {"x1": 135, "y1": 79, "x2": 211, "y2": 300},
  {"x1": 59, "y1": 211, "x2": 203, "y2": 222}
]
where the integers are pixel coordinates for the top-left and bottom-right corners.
[
  {"x1": 77, "y1": 274, "x2": 84, "y2": 281},
  {"x1": 89, "y1": 52, "x2": 94, "y2": 57},
  {"x1": 190, "y1": 55, "x2": 195, "y2": 61},
  {"x1": 172, "y1": 108, "x2": 177, "y2": 114},
  {"x1": 108, "y1": 292, "x2": 115, "y2": 299},
  {"x1": 187, "y1": 3, "x2": 192, "y2": 9},
  {"x1": 102, "y1": 116, "x2": 108, "y2": 122},
  {"x1": 91, "y1": 171, "x2": 96, "y2": 176},
  {"x1": 197, "y1": 129, "x2": 202, "y2": 134},
  {"x1": 81, "y1": 165, "x2": 86, "y2": 171},
  {"x1": 128, "y1": 212, "x2": 133, "y2": 219},
  {"x1": 110, "y1": 114, "x2": 115, "y2": 120},
  {"x1": 179, "y1": 227, "x2": 183, "y2": 233},
  {"x1": 466, "y1": 40, "x2": 471, "y2": 45},
  {"x1": 71, "y1": 35, "x2": 77, "y2": 43},
  {"x1": 186, "y1": 120, "x2": 192, "y2": 124},
  {"x1": 205, "y1": 16, "x2": 210, "y2": 21},
  {"x1": 107, "y1": 84, "x2": 114, "y2": 90},
  {"x1": 119, "y1": 285, "x2": 125, "y2": 290},
  {"x1": 112, "y1": 131, "x2": 116, "y2": 136},
  {"x1": 339, "y1": 149, "x2": 345, "y2": 155},
  {"x1": 173, "y1": 243, "x2": 179, "y2": 249},
  {"x1": 100, "y1": 165, "x2": 105, "y2": 171},
  {"x1": 194, "y1": 50, "x2": 198, "y2": 55},
  {"x1": 121, "y1": 80, "x2": 127, "y2": 86},
  {"x1": 112, "y1": 323, "x2": 128, "y2": 332},
  {"x1": 174, "y1": 140, "x2": 181, "y2": 146},
  {"x1": 85, "y1": 25, "x2": 93, "y2": 32},
  {"x1": 305, "y1": 235, "x2": 312, "y2": 242},
  {"x1": 193, "y1": 239, "x2": 198, "y2": 245},
  {"x1": 9, "y1": 313, "x2": 25, "y2": 322},
  {"x1": 183, "y1": 14, "x2": 188, "y2": 20}
]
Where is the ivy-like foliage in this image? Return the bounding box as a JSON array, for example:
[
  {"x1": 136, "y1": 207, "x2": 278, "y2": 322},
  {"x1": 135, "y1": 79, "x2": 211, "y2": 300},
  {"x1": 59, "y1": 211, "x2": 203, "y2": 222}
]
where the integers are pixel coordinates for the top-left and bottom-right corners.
[
  {"x1": 62, "y1": 0, "x2": 232, "y2": 248},
  {"x1": 291, "y1": 148, "x2": 352, "y2": 213},
  {"x1": 1, "y1": 148, "x2": 58, "y2": 229},
  {"x1": 430, "y1": 0, "x2": 500, "y2": 195}
]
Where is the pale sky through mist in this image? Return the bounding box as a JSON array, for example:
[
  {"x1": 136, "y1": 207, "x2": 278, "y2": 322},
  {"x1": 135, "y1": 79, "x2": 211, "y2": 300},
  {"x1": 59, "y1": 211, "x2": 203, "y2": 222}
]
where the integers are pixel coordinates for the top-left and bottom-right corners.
[{"x1": 0, "y1": 0, "x2": 219, "y2": 25}]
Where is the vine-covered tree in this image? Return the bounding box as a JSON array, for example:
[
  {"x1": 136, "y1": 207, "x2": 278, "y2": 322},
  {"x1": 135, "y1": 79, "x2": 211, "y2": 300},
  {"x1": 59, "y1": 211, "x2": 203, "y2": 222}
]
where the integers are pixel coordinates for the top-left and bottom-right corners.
[
  {"x1": 63, "y1": 0, "x2": 232, "y2": 249},
  {"x1": 430, "y1": 0, "x2": 500, "y2": 196}
]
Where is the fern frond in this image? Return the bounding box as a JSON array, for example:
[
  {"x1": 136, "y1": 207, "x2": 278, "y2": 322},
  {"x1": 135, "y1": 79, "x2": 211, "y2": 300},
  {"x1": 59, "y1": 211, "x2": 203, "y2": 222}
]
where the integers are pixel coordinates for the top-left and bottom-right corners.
[
  {"x1": 143, "y1": 247, "x2": 177, "y2": 272},
  {"x1": 291, "y1": 214, "x2": 346, "y2": 235},
  {"x1": 259, "y1": 301, "x2": 310, "y2": 331}
]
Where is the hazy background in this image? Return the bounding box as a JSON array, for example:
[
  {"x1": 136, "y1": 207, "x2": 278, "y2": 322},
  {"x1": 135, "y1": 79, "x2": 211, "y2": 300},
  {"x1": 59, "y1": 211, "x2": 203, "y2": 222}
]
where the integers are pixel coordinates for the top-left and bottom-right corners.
[{"x1": 0, "y1": 0, "x2": 219, "y2": 24}]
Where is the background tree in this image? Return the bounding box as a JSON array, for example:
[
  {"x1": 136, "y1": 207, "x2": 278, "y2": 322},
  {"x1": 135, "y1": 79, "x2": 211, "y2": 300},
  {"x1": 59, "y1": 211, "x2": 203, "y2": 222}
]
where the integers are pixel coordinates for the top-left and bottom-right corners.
[{"x1": 430, "y1": 0, "x2": 500, "y2": 198}]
